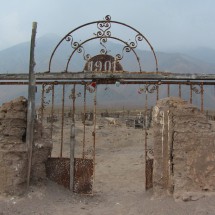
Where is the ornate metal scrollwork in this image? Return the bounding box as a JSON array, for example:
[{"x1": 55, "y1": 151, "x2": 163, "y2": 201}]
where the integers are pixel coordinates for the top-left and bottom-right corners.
[
  {"x1": 100, "y1": 37, "x2": 108, "y2": 55},
  {"x1": 115, "y1": 34, "x2": 143, "y2": 61},
  {"x1": 191, "y1": 84, "x2": 201, "y2": 94},
  {"x1": 146, "y1": 84, "x2": 159, "y2": 93},
  {"x1": 65, "y1": 35, "x2": 80, "y2": 49},
  {"x1": 37, "y1": 83, "x2": 53, "y2": 123},
  {"x1": 65, "y1": 35, "x2": 91, "y2": 60},
  {"x1": 96, "y1": 15, "x2": 111, "y2": 38},
  {"x1": 49, "y1": 15, "x2": 159, "y2": 72},
  {"x1": 138, "y1": 84, "x2": 158, "y2": 94},
  {"x1": 146, "y1": 148, "x2": 154, "y2": 157}
]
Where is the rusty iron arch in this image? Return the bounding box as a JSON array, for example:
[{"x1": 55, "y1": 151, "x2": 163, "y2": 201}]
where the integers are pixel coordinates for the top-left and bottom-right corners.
[
  {"x1": 64, "y1": 36, "x2": 143, "y2": 72},
  {"x1": 48, "y1": 15, "x2": 158, "y2": 72}
]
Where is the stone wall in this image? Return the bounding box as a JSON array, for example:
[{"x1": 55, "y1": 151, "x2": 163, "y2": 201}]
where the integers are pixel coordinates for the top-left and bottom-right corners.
[
  {"x1": 152, "y1": 97, "x2": 215, "y2": 201},
  {"x1": 0, "y1": 97, "x2": 52, "y2": 195}
]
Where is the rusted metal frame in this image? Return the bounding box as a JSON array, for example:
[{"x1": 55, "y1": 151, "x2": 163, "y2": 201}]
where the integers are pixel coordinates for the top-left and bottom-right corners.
[
  {"x1": 144, "y1": 89, "x2": 148, "y2": 190},
  {"x1": 178, "y1": 84, "x2": 182, "y2": 98},
  {"x1": 92, "y1": 85, "x2": 97, "y2": 193},
  {"x1": 143, "y1": 84, "x2": 158, "y2": 189},
  {"x1": 65, "y1": 36, "x2": 142, "y2": 72},
  {"x1": 50, "y1": 84, "x2": 55, "y2": 139},
  {"x1": 82, "y1": 84, "x2": 87, "y2": 159},
  {"x1": 2, "y1": 79, "x2": 215, "y2": 85},
  {"x1": 167, "y1": 84, "x2": 170, "y2": 97},
  {"x1": 190, "y1": 84, "x2": 193, "y2": 104},
  {"x1": 145, "y1": 84, "x2": 159, "y2": 105},
  {"x1": 38, "y1": 80, "x2": 215, "y2": 85},
  {"x1": 60, "y1": 84, "x2": 65, "y2": 158},
  {"x1": 2, "y1": 72, "x2": 215, "y2": 81},
  {"x1": 190, "y1": 84, "x2": 204, "y2": 111},
  {"x1": 70, "y1": 84, "x2": 76, "y2": 191},
  {"x1": 0, "y1": 81, "x2": 29, "y2": 85},
  {"x1": 201, "y1": 83, "x2": 204, "y2": 112},
  {"x1": 48, "y1": 15, "x2": 158, "y2": 72},
  {"x1": 156, "y1": 85, "x2": 159, "y2": 101},
  {"x1": 35, "y1": 72, "x2": 215, "y2": 81},
  {"x1": 40, "y1": 83, "x2": 46, "y2": 127},
  {"x1": 26, "y1": 22, "x2": 37, "y2": 188}
]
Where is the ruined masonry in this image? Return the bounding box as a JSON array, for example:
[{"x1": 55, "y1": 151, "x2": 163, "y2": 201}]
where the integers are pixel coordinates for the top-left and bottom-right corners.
[
  {"x1": 0, "y1": 97, "x2": 52, "y2": 195},
  {"x1": 152, "y1": 97, "x2": 215, "y2": 201}
]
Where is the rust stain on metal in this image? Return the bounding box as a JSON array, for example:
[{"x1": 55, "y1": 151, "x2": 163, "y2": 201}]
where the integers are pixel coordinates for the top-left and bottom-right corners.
[
  {"x1": 145, "y1": 158, "x2": 153, "y2": 190},
  {"x1": 201, "y1": 83, "x2": 204, "y2": 112},
  {"x1": 178, "y1": 84, "x2": 182, "y2": 98},
  {"x1": 73, "y1": 158, "x2": 94, "y2": 194},
  {"x1": 60, "y1": 84, "x2": 65, "y2": 158},
  {"x1": 84, "y1": 54, "x2": 123, "y2": 72},
  {"x1": 46, "y1": 158, "x2": 70, "y2": 188}
]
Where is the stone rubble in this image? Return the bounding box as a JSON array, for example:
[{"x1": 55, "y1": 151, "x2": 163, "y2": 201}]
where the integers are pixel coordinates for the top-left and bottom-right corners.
[
  {"x1": 152, "y1": 97, "x2": 215, "y2": 201},
  {"x1": 0, "y1": 96, "x2": 52, "y2": 195}
]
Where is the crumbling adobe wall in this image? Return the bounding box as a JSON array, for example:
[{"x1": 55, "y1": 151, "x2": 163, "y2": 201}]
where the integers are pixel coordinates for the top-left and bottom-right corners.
[
  {"x1": 0, "y1": 96, "x2": 52, "y2": 195},
  {"x1": 152, "y1": 97, "x2": 215, "y2": 201}
]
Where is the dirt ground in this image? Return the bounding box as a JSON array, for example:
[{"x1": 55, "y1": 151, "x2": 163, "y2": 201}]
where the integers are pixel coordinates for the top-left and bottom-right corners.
[{"x1": 0, "y1": 116, "x2": 215, "y2": 215}]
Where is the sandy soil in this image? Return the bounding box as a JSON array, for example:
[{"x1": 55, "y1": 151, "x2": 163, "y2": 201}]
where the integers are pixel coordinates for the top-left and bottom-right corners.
[{"x1": 0, "y1": 116, "x2": 215, "y2": 215}]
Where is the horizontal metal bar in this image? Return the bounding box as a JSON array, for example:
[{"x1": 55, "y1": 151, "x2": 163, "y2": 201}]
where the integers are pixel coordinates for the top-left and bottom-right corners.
[
  {"x1": 1, "y1": 71, "x2": 215, "y2": 81},
  {"x1": 2, "y1": 80, "x2": 215, "y2": 85}
]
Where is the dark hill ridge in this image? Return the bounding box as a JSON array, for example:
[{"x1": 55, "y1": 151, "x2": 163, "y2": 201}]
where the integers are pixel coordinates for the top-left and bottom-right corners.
[{"x1": 0, "y1": 34, "x2": 215, "y2": 73}]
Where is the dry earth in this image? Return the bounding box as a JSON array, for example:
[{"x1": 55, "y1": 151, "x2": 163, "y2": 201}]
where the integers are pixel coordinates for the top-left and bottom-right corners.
[{"x1": 0, "y1": 116, "x2": 215, "y2": 215}]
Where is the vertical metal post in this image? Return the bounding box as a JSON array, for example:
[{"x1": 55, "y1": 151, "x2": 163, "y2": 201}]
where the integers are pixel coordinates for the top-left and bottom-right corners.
[
  {"x1": 50, "y1": 84, "x2": 55, "y2": 139},
  {"x1": 70, "y1": 84, "x2": 76, "y2": 191},
  {"x1": 190, "y1": 84, "x2": 193, "y2": 104},
  {"x1": 40, "y1": 84, "x2": 45, "y2": 127},
  {"x1": 167, "y1": 84, "x2": 170, "y2": 97},
  {"x1": 144, "y1": 88, "x2": 148, "y2": 190},
  {"x1": 82, "y1": 84, "x2": 87, "y2": 158},
  {"x1": 26, "y1": 22, "x2": 37, "y2": 188},
  {"x1": 201, "y1": 83, "x2": 204, "y2": 112},
  {"x1": 178, "y1": 84, "x2": 181, "y2": 98},
  {"x1": 93, "y1": 85, "x2": 97, "y2": 193},
  {"x1": 60, "y1": 84, "x2": 65, "y2": 158},
  {"x1": 156, "y1": 85, "x2": 159, "y2": 101}
]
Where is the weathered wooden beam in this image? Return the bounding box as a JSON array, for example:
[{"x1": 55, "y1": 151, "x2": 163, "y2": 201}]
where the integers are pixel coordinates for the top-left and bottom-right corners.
[
  {"x1": 26, "y1": 22, "x2": 37, "y2": 189},
  {"x1": 1, "y1": 71, "x2": 215, "y2": 81}
]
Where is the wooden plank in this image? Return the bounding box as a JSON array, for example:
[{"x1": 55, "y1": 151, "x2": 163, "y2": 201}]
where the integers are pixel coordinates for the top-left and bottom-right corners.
[{"x1": 26, "y1": 22, "x2": 37, "y2": 188}]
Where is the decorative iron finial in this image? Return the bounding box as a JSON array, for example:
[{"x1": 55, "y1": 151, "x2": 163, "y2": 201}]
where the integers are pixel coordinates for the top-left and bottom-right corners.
[{"x1": 105, "y1": 15, "x2": 111, "y2": 21}]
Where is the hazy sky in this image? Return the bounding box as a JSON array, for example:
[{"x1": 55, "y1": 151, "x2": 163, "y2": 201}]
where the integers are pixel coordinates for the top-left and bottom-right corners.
[{"x1": 0, "y1": 0, "x2": 215, "y2": 52}]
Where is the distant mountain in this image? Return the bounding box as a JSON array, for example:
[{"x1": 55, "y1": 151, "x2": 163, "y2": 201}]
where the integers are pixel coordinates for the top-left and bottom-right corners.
[
  {"x1": 0, "y1": 35, "x2": 215, "y2": 109},
  {"x1": 0, "y1": 34, "x2": 215, "y2": 73},
  {"x1": 0, "y1": 34, "x2": 61, "y2": 73},
  {"x1": 184, "y1": 47, "x2": 215, "y2": 65}
]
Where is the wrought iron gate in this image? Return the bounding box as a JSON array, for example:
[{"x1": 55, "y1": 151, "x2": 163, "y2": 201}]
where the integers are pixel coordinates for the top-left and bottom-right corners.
[
  {"x1": 41, "y1": 15, "x2": 160, "y2": 194},
  {"x1": 1, "y1": 15, "x2": 213, "y2": 194}
]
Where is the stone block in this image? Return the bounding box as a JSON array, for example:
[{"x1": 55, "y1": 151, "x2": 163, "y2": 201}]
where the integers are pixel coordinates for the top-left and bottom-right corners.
[
  {"x1": 0, "y1": 97, "x2": 52, "y2": 196},
  {"x1": 152, "y1": 97, "x2": 215, "y2": 201}
]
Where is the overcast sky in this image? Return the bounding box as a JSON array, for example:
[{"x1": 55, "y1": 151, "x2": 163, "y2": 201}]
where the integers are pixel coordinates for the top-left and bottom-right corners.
[{"x1": 0, "y1": 0, "x2": 215, "y2": 52}]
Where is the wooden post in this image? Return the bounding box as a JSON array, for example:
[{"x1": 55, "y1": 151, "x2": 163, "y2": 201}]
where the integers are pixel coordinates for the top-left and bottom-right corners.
[
  {"x1": 70, "y1": 85, "x2": 76, "y2": 191},
  {"x1": 26, "y1": 22, "x2": 37, "y2": 188}
]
